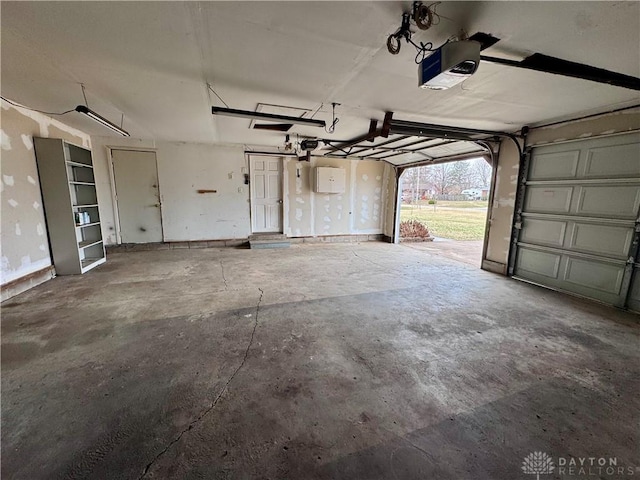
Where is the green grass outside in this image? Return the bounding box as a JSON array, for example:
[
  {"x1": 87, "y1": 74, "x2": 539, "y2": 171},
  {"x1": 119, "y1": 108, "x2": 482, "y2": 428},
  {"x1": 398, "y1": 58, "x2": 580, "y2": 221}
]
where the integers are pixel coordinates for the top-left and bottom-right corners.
[
  {"x1": 422, "y1": 200, "x2": 488, "y2": 209},
  {"x1": 400, "y1": 201, "x2": 488, "y2": 241}
]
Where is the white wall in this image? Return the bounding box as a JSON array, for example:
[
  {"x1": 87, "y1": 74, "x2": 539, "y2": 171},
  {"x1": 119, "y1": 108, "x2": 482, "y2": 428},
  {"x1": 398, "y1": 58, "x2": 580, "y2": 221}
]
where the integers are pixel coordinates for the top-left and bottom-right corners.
[
  {"x1": 93, "y1": 138, "x2": 392, "y2": 244},
  {"x1": 157, "y1": 143, "x2": 250, "y2": 241},
  {"x1": 91, "y1": 137, "x2": 250, "y2": 243},
  {"x1": 282, "y1": 156, "x2": 388, "y2": 237},
  {"x1": 0, "y1": 99, "x2": 91, "y2": 291}
]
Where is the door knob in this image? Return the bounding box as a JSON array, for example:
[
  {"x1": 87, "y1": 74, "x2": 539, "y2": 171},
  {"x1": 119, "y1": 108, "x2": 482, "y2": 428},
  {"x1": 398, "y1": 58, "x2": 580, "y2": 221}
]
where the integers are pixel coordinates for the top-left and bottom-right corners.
[{"x1": 278, "y1": 200, "x2": 283, "y2": 204}]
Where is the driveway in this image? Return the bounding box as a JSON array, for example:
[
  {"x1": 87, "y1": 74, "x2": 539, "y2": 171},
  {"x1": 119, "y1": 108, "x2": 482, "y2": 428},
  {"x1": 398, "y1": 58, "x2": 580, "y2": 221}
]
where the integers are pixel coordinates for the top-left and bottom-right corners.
[{"x1": 401, "y1": 238, "x2": 484, "y2": 267}]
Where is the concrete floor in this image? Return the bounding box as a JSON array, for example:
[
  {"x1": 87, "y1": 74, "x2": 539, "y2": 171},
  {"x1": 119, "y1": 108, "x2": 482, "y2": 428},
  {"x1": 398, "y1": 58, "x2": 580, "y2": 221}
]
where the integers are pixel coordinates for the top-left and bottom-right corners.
[
  {"x1": 2, "y1": 242, "x2": 638, "y2": 479},
  {"x1": 403, "y1": 239, "x2": 484, "y2": 267}
]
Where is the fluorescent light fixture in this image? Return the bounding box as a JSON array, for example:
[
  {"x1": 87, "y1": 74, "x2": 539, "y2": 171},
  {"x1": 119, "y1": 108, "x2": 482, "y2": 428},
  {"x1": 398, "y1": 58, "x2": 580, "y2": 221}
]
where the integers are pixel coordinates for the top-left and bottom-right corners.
[
  {"x1": 212, "y1": 106, "x2": 326, "y2": 128},
  {"x1": 75, "y1": 105, "x2": 130, "y2": 136}
]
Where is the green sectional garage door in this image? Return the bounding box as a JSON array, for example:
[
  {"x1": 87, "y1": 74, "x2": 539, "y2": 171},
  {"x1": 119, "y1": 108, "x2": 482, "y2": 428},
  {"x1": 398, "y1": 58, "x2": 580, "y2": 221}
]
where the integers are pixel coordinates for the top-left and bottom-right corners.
[{"x1": 514, "y1": 132, "x2": 640, "y2": 308}]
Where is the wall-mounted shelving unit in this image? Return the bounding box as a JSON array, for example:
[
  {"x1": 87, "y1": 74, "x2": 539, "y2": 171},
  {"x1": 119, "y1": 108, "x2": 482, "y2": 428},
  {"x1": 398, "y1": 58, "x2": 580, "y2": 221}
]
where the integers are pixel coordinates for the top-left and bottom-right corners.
[{"x1": 34, "y1": 138, "x2": 106, "y2": 275}]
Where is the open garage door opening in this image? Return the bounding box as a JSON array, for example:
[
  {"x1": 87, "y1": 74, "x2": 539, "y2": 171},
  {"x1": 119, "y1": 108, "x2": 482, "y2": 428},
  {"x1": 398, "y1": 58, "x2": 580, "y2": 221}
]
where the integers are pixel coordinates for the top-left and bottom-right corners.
[{"x1": 398, "y1": 157, "x2": 492, "y2": 267}]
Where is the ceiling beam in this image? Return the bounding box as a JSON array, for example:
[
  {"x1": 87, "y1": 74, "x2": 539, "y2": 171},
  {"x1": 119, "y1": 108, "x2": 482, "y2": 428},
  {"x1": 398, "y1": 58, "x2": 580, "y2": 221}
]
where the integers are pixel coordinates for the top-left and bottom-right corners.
[{"x1": 212, "y1": 107, "x2": 326, "y2": 128}]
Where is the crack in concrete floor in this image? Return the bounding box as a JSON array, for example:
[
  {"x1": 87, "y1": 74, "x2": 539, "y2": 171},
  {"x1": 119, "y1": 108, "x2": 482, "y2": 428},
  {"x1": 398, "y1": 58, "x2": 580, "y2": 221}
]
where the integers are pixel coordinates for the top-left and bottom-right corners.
[
  {"x1": 220, "y1": 260, "x2": 228, "y2": 290},
  {"x1": 137, "y1": 287, "x2": 264, "y2": 479}
]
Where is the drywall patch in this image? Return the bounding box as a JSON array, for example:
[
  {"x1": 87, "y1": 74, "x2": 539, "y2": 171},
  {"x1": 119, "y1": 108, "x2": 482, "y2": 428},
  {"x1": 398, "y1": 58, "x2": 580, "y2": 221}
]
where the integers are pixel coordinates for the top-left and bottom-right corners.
[
  {"x1": 20, "y1": 255, "x2": 31, "y2": 269},
  {"x1": 8, "y1": 199, "x2": 18, "y2": 208},
  {"x1": 295, "y1": 208, "x2": 303, "y2": 221},
  {"x1": 15, "y1": 223, "x2": 21, "y2": 235},
  {"x1": 1, "y1": 99, "x2": 89, "y2": 144},
  {"x1": 39, "y1": 244, "x2": 46, "y2": 252},
  {"x1": 27, "y1": 175, "x2": 37, "y2": 185},
  {"x1": 36, "y1": 223, "x2": 44, "y2": 236},
  {"x1": 39, "y1": 123, "x2": 50, "y2": 137},
  {"x1": 3, "y1": 175, "x2": 15, "y2": 186},
  {"x1": 33, "y1": 201, "x2": 40, "y2": 210},
  {"x1": 362, "y1": 174, "x2": 369, "y2": 181},
  {"x1": 21, "y1": 134, "x2": 33, "y2": 150},
  {"x1": 496, "y1": 197, "x2": 515, "y2": 207},
  {"x1": 1, "y1": 130, "x2": 12, "y2": 150}
]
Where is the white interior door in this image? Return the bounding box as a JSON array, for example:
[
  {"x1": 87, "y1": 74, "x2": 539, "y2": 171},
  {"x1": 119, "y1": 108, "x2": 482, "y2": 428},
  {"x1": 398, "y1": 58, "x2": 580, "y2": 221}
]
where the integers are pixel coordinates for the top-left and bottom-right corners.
[
  {"x1": 111, "y1": 150, "x2": 163, "y2": 243},
  {"x1": 250, "y1": 156, "x2": 282, "y2": 233}
]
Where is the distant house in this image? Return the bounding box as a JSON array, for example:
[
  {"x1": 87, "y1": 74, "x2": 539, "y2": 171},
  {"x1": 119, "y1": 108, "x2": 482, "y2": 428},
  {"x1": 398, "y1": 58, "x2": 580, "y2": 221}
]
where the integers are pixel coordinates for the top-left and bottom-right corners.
[{"x1": 461, "y1": 187, "x2": 490, "y2": 200}]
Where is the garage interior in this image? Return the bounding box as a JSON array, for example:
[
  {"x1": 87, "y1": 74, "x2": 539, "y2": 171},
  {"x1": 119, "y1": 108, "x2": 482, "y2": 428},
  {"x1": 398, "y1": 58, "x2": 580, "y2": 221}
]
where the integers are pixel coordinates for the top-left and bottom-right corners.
[{"x1": 1, "y1": 2, "x2": 639, "y2": 479}]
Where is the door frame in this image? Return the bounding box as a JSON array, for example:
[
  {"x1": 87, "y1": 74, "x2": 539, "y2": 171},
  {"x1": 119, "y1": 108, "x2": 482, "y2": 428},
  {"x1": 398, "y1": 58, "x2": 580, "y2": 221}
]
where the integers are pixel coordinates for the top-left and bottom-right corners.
[
  {"x1": 107, "y1": 147, "x2": 164, "y2": 244},
  {"x1": 392, "y1": 154, "x2": 495, "y2": 252},
  {"x1": 247, "y1": 154, "x2": 285, "y2": 234}
]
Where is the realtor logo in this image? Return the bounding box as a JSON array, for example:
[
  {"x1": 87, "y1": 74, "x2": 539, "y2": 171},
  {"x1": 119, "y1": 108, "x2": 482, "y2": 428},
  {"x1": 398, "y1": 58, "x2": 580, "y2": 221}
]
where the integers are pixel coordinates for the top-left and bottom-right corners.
[{"x1": 522, "y1": 451, "x2": 555, "y2": 480}]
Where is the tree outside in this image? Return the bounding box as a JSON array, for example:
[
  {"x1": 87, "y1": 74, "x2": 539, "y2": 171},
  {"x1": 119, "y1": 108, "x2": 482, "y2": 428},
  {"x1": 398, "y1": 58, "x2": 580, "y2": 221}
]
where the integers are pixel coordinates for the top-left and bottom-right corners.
[{"x1": 400, "y1": 158, "x2": 490, "y2": 241}]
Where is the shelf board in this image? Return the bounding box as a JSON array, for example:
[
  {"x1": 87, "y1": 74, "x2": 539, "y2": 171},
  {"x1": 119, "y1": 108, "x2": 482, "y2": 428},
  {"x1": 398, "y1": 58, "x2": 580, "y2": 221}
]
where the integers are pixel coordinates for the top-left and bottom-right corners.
[
  {"x1": 78, "y1": 239, "x2": 103, "y2": 249},
  {"x1": 66, "y1": 161, "x2": 93, "y2": 169},
  {"x1": 73, "y1": 204, "x2": 99, "y2": 209},
  {"x1": 81, "y1": 256, "x2": 106, "y2": 273},
  {"x1": 75, "y1": 221, "x2": 101, "y2": 228},
  {"x1": 69, "y1": 181, "x2": 96, "y2": 186}
]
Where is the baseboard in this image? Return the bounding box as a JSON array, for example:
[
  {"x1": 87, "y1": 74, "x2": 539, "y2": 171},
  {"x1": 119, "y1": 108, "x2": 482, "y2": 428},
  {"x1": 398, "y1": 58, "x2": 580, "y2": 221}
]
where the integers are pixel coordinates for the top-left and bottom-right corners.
[
  {"x1": 288, "y1": 234, "x2": 384, "y2": 244},
  {"x1": 106, "y1": 239, "x2": 249, "y2": 253},
  {"x1": 106, "y1": 234, "x2": 385, "y2": 253},
  {"x1": 481, "y1": 259, "x2": 507, "y2": 275},
  {"x1": 1, "y1": 266, "x2": 55, "y2": 302}
]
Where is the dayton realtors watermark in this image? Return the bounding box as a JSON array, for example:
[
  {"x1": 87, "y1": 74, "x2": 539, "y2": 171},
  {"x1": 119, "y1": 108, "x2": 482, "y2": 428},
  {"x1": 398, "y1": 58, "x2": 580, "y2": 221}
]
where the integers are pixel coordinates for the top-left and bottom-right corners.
[
  {"x1": 522, "y1": 452, "x2": 636, "y2": 479},
  {"x1": 558, "y1": 456, "x2": 635, "y2": 477}
]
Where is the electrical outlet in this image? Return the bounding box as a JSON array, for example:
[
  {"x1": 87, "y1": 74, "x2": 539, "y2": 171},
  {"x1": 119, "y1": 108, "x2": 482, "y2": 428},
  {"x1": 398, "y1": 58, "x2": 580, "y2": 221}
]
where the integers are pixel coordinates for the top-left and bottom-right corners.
[{"x1": 238, "y1": 187, "x2": 244, "y2": 193}]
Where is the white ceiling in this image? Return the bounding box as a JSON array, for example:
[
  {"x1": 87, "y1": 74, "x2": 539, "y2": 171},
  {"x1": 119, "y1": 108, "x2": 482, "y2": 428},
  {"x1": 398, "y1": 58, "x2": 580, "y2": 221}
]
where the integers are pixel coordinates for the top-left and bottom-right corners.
[{"x1": 2, "y1": 1, "x2": 639, "y2": 151}]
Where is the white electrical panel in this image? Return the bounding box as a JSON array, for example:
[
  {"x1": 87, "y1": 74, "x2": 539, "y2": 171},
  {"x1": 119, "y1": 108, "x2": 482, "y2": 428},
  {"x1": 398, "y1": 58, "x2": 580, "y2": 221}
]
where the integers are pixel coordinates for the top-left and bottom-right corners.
[{"x1": 315, "y1": 167, "x2": 346, "y2": 193}]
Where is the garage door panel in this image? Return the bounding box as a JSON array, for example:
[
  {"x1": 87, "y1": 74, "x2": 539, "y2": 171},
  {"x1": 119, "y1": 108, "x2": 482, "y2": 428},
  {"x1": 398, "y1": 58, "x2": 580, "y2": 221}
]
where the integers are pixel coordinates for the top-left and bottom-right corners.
[
  {"x1": 569, "y1": 223, "x2": 634, "y2": 259},
  {"x1": 576, "y1": 185, "x2": 640, "y2": 218},
  {"x1": 525, "y1": 186, "x2": 573, "y2": 213},
  {"x1": 515, "y1": 132, "x2": 639, "y2": 308},
  {"x1": 584, "y1": 143, "x2": 640, "y2": 178},
  {"x1": 529, "y1": 150, "x2": 580, "y2": 180},
  {"x1": 563, "y1": 257, "x2": 625, "y2": 295},
  {"x1": 516, "y1": 248, "x2": 561, "y2": 278},
  {"x1": 520, "y1": 218, "x2": 566, "y2": 247}
]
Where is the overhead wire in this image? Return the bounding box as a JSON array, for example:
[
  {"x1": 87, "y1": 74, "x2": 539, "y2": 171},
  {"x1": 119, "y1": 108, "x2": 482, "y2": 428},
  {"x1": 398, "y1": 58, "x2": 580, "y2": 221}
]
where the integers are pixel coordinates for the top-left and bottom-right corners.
[
  {"x1": 324, "y1": 103, "x2": 340, "y2": 134},
  {"x1": 207, "y1": 83, "x2": 229, "y2": 108},
  {"x1": 81, "y1": 83, "x2": 89, "y2": 107},
  {"x1": 0, "y1": 96, "x2": 75, "y2": 116}
]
